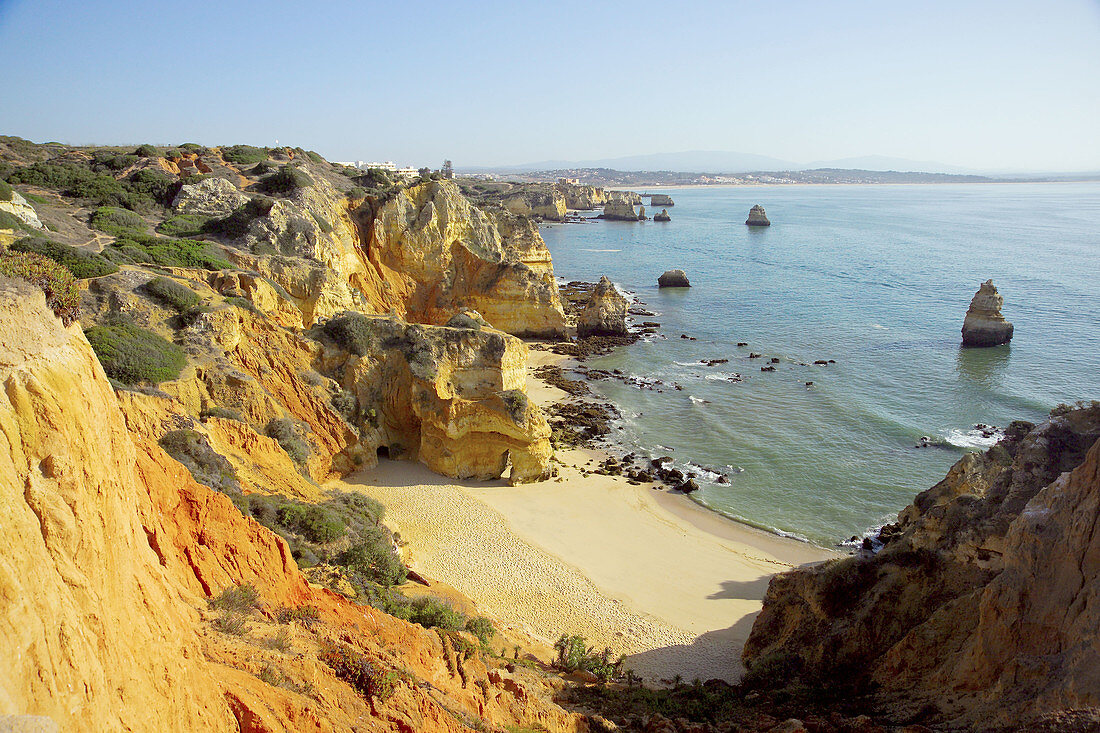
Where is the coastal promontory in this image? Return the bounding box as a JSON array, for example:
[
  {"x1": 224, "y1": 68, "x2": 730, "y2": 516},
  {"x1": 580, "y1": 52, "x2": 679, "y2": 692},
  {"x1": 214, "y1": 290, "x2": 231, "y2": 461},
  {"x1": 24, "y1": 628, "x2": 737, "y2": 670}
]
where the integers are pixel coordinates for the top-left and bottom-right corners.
[{"x1": 961, "y1": 279, "x2": 1014, "y2": 346}]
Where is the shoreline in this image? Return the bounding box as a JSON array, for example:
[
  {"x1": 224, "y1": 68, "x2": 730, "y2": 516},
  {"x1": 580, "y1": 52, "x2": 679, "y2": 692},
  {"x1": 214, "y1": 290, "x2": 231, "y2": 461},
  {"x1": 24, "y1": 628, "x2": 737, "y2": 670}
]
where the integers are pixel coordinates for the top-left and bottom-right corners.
[{"x1": 330, "y1": 341, "x2": 839, "y2": 684}]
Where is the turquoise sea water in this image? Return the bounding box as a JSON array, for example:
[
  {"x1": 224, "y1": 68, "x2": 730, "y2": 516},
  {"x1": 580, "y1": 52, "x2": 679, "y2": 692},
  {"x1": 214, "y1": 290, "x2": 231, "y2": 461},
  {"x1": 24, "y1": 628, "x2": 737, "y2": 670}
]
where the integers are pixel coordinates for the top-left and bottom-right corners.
[{"x1": 539, "y1": 183, "x2": 1100, "y2": 546}]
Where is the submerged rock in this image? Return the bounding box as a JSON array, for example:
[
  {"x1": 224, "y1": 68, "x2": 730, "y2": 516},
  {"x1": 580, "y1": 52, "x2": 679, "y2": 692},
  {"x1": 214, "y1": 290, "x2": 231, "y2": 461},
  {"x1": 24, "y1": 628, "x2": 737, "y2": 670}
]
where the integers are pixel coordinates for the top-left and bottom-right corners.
[
  {"x1": 577, "y1": 276, "x2": 629, "y2": 338},
  {"x1": 658, "y1": 269, "x2": 690, "y2": 288},
  {"x1": 745, "y1": 204, "x2": 770, "y2": 226},
  {"x1": 654, "y1": 208, "x2": 671, "y2": 222},
  {"x1": 961, "y1": 279, "x2": 1014, "y2": 347}
]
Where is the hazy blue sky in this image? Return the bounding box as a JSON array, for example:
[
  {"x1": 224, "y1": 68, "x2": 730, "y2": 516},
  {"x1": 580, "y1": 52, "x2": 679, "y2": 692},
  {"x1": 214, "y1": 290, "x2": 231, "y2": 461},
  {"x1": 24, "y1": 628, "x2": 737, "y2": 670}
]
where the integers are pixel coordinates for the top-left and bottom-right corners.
[{"x1": 1, "y1": 0, "x2": 1098, "y2": 171}]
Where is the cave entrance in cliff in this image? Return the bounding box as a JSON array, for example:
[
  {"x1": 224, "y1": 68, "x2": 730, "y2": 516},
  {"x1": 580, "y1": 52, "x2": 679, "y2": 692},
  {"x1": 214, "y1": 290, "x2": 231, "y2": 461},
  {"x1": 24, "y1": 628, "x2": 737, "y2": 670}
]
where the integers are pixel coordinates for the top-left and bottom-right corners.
[
  {"x1": 376, "y1": 445, "x2": 390, "y2": 460},
  {"x1": 499, "y1": 450, "x2": 512, "y2": 481}
]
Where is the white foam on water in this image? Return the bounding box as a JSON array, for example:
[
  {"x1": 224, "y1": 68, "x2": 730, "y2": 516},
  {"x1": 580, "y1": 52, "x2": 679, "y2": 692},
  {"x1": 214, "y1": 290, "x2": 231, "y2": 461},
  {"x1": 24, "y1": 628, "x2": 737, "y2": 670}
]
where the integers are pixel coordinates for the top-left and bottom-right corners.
[
  {"x1": 943, "y1": 426, "x2": 1004, "y2": 449},
  {"x1": 581, "y1": 248, "x2": 622, "y2": 252}
]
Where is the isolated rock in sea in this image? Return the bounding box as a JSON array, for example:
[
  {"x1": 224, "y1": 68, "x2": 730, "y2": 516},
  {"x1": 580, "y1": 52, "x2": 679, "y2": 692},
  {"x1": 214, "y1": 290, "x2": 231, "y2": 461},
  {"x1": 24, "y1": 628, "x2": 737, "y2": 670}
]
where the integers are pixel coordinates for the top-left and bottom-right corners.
[
  {"x1": 745, "y1": 204, "x2": 770, "y2": 226},
  {"x1": 602, "y1": 199, "x2": 638, "y2": 221},
  {"x1": 577, "y1": 276, "x2": 629, "y2": 338},
  {"x1": 637, "y1": 204, "x2": 646, "y2": 221},
  {"x1": 744, "y1": 403, "x2": 1100, "y2": 729},
  {"x1": 654, "y1": 209, "x2": 671, "y2": 222},
  {"x1": 650, "y1": 193, "x2": 675, "y2": 206},
  {"x1": 961, "y1": 279, "x2": 1013, "y2": 347},
  {"x1": 658, "y1": 269, "x2": 691, "y2": 288},
  {"x1": 170, "y1": 176, "x2": 249, "y2": 217},
  {"x1": 0, "y1": 190, "x2": 45, "y2": 230},
  {"x1": 655, "y1": 268, "x2": 690, "y2": 286}
]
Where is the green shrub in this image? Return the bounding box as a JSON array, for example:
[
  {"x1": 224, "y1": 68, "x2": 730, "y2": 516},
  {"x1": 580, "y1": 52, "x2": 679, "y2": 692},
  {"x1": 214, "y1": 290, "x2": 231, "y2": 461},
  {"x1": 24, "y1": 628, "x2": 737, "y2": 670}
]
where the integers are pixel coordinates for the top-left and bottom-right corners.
[
  {"x1": 212, "y1": 612, "x2": 249, "y2": 635},
  {"x1": 276, "y1": 504, "x2": 345, "y2": 543},
  {"x1": 222, "y1": 145, "x2": 269, "y2": 166},
  {"x1": 90, "y1": 205, "x2": 147, "y2": 236},
  {"x1": 156, "y1": 213, "x2": 211, "y2": 238},
  {"x1": 128, "y1": 169, "x2": 176, "y2": 206},
  {"x1": 553, "y1": 635, "x2": 624, "y2": 682},
  {"x1": 211, "y1": 583, "x2": 261, "y2": 613},
  {"x1": 107, "y1": 234, "x2": 231, "y2": 270},
  {"x1": 257, "y1": 166, "x2": 312, "y2": 196},
  {"x1": 331, "y1": 389, "x2": 356, "y2": 419},
  {"x1": 264, "y1": 629, "x2": 293, "y2": 654},
  {"x1": 306, "y1": 150, "x2": 325, "y2": 164},
  {"x1": 323, "y1": 312, "x2": 376, "y2": 356},
  {"x1": 318, "y1": 640, "x2": 399, "y2": 701},
  {"x1": 465, "y1": 616, "x2": 495, "y2": 646},
  {"x1": 266, "y1": 417, "x2": 311, "y2": 465},
  {"x1": 165, "y1": 149, "x2": 183, "y2": 160},
  {"x1": 401, "y1": 596, "x2": 464, "y2": 631},
  {"x1": 0, "y1": 180, "x2": 12, "y2": 201},
  {"x1": 338, "y1": 534, "x2": 407, "y2": 587},
  {"x1": 0, "y1": 251, "x2": 79, "y2": 325},
  {"x1": 310, "y1": 212, "x2": 333, "y2": 234},
  {"x1": 200, "y1": 406, "x2": 245, "y2": 422},
  {"x1": 0, "y1": 210, "x2": 29, "y2": 231},
  {"x1": 84, "y1": 322, "x2": 186, "y2": 384},
  {"x1": 134, "y1": 144, "x2": 158, "y2": 157},
  {"x1": 276, "y1": 605, "x2": 321, "y2": 629},
  {"x1": 144, "y1": 276, "x2": 201, "y2": 312},
  {"x1": 10, "y1": 237, "x2": 118, "y2": 279},
  {"x1": 158, "y1": 429, "x2": 240, "y2": 494},
  {"x1": 204, "y1": 197, "x2": 273, "y2": 240},
  {"x1": 347, "y1": 186, "x2": 367, "y2": 200},
  {"x1": 179, "y1": 142, "x2": 205, "y2": 152}
]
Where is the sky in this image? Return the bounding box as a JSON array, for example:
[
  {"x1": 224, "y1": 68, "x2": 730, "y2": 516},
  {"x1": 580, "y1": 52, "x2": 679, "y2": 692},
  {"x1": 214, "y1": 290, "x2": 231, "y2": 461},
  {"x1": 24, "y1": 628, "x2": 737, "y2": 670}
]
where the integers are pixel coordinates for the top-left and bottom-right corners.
[{"x1": 1, "y1": 0, "x2": 1098, "y2": 172}]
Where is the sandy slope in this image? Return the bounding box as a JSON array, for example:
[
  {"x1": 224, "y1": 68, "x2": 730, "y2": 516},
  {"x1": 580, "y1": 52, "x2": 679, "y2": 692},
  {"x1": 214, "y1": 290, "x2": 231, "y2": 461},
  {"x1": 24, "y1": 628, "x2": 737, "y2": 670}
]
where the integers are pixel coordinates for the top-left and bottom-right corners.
[{"x1": 330, "y1": 350, "x2": 838, "y2": 683}]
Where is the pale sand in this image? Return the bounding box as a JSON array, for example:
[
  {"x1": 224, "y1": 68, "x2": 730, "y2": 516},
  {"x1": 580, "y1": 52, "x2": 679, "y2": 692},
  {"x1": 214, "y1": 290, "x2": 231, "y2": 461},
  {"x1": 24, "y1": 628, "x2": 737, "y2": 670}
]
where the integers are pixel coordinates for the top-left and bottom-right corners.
[{"x1": 330, "y1": 350, "x2": 839, "y2": 683}]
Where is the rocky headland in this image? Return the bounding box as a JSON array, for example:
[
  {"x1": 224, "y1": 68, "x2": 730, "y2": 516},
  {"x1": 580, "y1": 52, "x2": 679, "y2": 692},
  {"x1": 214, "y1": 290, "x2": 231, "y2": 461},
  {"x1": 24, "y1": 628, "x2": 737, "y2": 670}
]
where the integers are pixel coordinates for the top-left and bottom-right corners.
[{"x1": 961, "y1": 279, "x2": 1014, "y2": 347}]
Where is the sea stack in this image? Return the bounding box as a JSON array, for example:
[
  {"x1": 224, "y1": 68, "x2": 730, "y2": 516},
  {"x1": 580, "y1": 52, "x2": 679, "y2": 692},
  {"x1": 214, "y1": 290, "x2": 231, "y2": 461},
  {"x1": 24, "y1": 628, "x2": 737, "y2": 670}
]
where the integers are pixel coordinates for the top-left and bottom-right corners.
[
  {"x1": 651, "y1": 193, "x2": 675, "y2": 206},
  {"x1": 745, "y1": 204, "x2": 770, "y2": 226},
  {"x1": 601, "y1": 199, "x2": 638, "y2": 221},
  {"x1": 654, "y1": 209, "x2": 671, "y2": 222},
  {"x1": 961, "y1": 279, "x2": 1014, "y2": 347},
  {"x1": 658, "y1": 269, "x2": 690, "y2": 288},
  {"x1": 577, "y1": 276, "x2": 629, "y2": 337},
  {"x1": 637, "y1": 204, "x2": 647, "y2": 221}
]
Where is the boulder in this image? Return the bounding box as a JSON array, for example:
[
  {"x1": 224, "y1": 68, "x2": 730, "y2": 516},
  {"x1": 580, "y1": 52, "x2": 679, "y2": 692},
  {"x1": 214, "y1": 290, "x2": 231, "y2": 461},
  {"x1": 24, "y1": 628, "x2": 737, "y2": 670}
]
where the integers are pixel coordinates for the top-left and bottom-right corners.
[
  {"x1": 577, "y1": 276, "x2": 629, "y2": 338},
  {"x1": 170, "y1": 176, "x2": 249, "y2": 217},
  {"x1": 653, "y1": 209, "x2": 671, "y2": 222},
  {"x1": 961, "y1": 279, "x2": 1013, "y2": 347},
  {"x1": 745, "y1": 204, "x2": 770, "y2": 226},
  {"x1": 602, "y1": 199, "x2": 638, "y2": 221},
  {"x1": 650, "y1": 194, "x2": 675, "y2": 206},
  {"x1": 0, "y1": 190, "x2": 45, "y2": 230},
  {"x1": 658, "y1": 270, "x2": 690, "y2": 288}
]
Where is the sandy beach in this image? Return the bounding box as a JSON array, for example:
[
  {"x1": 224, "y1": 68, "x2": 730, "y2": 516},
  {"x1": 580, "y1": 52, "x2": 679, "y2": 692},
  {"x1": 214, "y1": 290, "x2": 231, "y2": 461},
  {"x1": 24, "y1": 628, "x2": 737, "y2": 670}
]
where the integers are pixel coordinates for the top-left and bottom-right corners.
[{"x1": 331, "y1": 348, "x2": 839, "y2": 683}]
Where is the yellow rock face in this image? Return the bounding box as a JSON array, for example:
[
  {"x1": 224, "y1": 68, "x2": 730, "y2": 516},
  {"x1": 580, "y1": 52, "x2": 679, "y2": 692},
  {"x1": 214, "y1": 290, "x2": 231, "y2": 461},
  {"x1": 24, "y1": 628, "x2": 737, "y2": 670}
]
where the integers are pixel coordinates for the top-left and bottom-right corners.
[{"x1": 0, "y1": 278, "x2": 586, "y2": 732}]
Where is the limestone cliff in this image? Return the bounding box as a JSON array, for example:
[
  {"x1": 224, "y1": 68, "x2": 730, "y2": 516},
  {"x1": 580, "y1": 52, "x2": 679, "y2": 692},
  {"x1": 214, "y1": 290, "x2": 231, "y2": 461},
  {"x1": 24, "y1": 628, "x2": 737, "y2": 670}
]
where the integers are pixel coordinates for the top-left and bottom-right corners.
[
  {"x1": 555, "y1": 183, "x2": 608, "y2": 210},
  {"x1": 81, "y1": 270, "x2": 554, "y2": 485},
  {"x1": 501, "y1": 184, "x2": 567, "y2": 221},
  {"x1": 744, "y1": 404, "x2": 1100, "y2": 729},
  {"x1": 601, "y1": 199, "x2": 638, "y2": 221},
  {"x1": 0, "y1": 278, "x2": 585, "y2": 732},
  {"x1": 962, "y1": 279, "x2": 1013, "y2": 347},
  {"x1": 189, "y1": 177, "x2": 567, "y2": 337}
]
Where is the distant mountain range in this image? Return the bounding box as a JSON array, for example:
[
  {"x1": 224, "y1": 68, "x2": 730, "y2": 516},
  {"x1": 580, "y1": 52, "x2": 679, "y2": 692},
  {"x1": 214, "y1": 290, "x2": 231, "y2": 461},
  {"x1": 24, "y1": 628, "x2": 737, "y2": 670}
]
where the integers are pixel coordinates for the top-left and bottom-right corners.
[{"x1": 460, "y1": 150, "x2": 1086, "y2": 177}]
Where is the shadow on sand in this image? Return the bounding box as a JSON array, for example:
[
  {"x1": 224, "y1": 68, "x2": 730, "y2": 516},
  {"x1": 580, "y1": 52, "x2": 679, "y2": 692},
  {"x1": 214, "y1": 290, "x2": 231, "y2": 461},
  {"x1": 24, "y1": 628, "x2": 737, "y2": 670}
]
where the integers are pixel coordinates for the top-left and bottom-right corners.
[{"x1": 625, "y1": 613, "x2": 758, "y2": 684}]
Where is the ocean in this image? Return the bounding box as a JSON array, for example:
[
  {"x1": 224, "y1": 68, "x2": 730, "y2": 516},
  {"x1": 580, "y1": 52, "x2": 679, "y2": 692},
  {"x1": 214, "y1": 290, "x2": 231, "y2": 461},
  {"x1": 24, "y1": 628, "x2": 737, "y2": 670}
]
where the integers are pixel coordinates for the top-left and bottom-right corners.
[{"x1": 539, "y1": 182, "x2": 1100, "y2": 547}]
